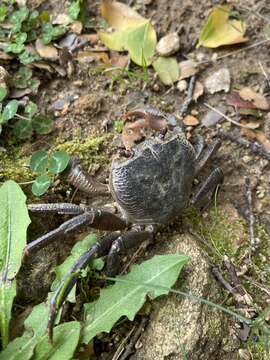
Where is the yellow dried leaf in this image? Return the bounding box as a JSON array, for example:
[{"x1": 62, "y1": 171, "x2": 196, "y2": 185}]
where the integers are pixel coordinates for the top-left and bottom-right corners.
[
  {"x1": 197, "y1": 5, "x2": 248, "y2": 48},
  {"x1": 239, "y1": 87, "x2": 269, "y2": 110}
]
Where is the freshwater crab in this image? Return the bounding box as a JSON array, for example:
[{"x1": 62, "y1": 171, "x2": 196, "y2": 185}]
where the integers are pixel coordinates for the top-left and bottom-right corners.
[{"x1": 24, "y1": 107, "x2": 223, "y2": 340}]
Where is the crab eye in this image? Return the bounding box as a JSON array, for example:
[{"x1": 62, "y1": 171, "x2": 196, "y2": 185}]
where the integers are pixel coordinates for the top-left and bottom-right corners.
[{"x1": 127, "y1": 129, "x2": 133, "y2": 134}]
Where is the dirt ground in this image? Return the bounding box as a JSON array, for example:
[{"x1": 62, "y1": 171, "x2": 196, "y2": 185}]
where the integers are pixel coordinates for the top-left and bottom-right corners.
[{"x1": 1, "y1": 0, "x2": 270, "y2": 359}]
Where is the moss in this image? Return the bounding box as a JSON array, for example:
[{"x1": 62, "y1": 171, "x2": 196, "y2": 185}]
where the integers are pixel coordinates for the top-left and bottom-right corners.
[
  {"x1": 54, "y1": 133, "x2": 113, "y2": 170},
  {"x1": 185, "y1": 204, "x2": 248, "y2": 261},
  {"x1": 0, "y1": 149, "x2": 31, "y2": 183}
]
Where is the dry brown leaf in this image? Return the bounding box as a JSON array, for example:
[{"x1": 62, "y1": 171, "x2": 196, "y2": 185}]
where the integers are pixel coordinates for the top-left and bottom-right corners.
[
  {"x1": 183, "y1": 115, "x2": 200, "y2": 126},
  {"x1": 239, "y1": 87, "x2": 269, "y2": 110},
  {"x1": 76, "y1": 51, "x2": 110, "y2": 64},
  {"x1": 240, "y1": 119, "x2": 260, "y2": 129},
  {"x1": 35, "y1": 39, "x2": 58, "y2": 60},
  {"x1": 255, "y1": 131, "x2": 270, "y2": 151},
  {"x1": 110, "y1": 53, "x2": 129, "y2": 68},
  {"x1": 179, "y1": 60, "x2": 197, "y2": 80},
  {"x1": 226, "y1": 91, "x2": 256, "y2": 109},
  {"x1": 193, "y1": 81, "x2": 204, "y2": 102}
]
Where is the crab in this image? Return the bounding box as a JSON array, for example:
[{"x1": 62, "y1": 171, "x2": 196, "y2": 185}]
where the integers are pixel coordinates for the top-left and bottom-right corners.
[{"x1": 24, "y1": 107, "x2": 224, "y2": 341}]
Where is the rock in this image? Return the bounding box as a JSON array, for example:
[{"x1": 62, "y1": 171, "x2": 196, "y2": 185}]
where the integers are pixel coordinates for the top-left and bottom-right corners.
[
  {"x1": 204, "y1": 68, "x2": 231, "y2": 94},
  {"x1": 176, "y1": 79, "x2": 188, "y2": 92},
  {"x1": 133, "y1": 232, "x2": 237, "y2": 360},
  {"x1": 156, "y1": 32, "x2": 180, "y2": 56},
  {"x1": 201, "y1": 105, "x2": 226, "y2": 127}
]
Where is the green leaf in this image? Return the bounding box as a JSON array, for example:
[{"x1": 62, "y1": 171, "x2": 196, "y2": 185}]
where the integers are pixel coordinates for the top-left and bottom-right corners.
[
  {"x1": 19, "y1": 50, "x2": 41, "y2": 65},
  {"x1": 99, "y1": 20, "x2": 156, "y2": 66},
  {"x1": 48, "y1": 150, "x2": 70, "y2": 174},
  {"x1": 25, "y1": 101, "x2": 38, "y2": 117},
  {"x1": 0, "y1": 87, "x2": 7, "y2": 102},
  {"x1": 32, "y1": 115, "x2": 53, "y2": 134},
  {"x1": 5, "y1": 42, "x2": 25, "y2": 54},
  {"x1": 0, "y1": 5, "x2": 8, "y2": 23},
  {"x1": 2, "y1": 100, "x2": 18, "y2": 122},
  {"x1": 15, "y1": 32, "x2": 27, "y2": 45},
  {"x1": 82, "y1": 253, "x2": 189, "y2": 343},
  {"x1": 13, "y1": 119, "x2": 33, "y2": 139},
  {"x1": 0, "y1": 303, "x2": 49, "y2": 360},
  {"x1": 30, "y1": 150, "x2": 49, "y2": 173},
  {"x1": 42, "y1": 23, "x2": 67, "y2": 45},
  {"x1": 12, "y1": 67, "x2": 33, "y2": 89},
  {"x1": 69, "y1": 0, "x2": 81, "y2": 20},
  {"x1": 153, "y1": 57, "x2": 179, "y2": 85},
  {"x1": 34, "y1": 321, "x2": 80, "y2": 360},
  {"x1": 0, "y1": 181, "x2": 31, "y2": 348},
  {"x1": 10, "y1": 6, "x2": 29, "y2": 33},
  {"x1": 51, "y1": 234, "x2": 103, "y2": 302},
  {"x1": 32, "y1": 174, "x2": 51, "y2": 196}
]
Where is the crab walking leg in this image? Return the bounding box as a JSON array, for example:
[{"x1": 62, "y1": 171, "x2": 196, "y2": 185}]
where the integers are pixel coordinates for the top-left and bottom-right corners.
[
  {"x1": 24, "y1": 209, "x2": 127, "y2": 257},
  {"x1": 28, "y1": 203, "x2": 85, "y2": 215},
  {"x1": 193, "y1": 134, "x2": 205, "y2": 160},
  {"x1": 191, "y1": 167, "x2": 224, "y2": 207},
  {"x1": 195, "y1": 138, "x2": 221, "y2": 176},
  {"x1": 107, "y1": 230, "x2": 154, "y2": 276},
  {"x1": 48, "y1": 232, "x2": 120, "y2": 342}
]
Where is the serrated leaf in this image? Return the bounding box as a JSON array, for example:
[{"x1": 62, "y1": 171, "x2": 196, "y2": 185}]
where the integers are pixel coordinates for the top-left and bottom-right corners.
[
  {"x1": 99, "y1": 1, "x2": 156, "y2": 66},
  {"x1": 10, "y1": 6, "x2": 29, "y2": 33},
  {"x1": 0, "y1": 303, "x2": 49, "y2": 360},
  {"x1": 0, "y1": 86, "x2": 7, "y2": 101},
  {"x1": 30, "y1": 150, "x2": 49, "y2": 173},
  {"x1": 2, "y1": 100, "x2": 18, "y2": 122},
  {"x1": 32, "y1": 174, "x2": 51, "y2": 197},
  {"x1": 153, "y1": 56, "x2": 179, "y2": 85},
  {"x1": 51, "y1": 234, "x2": 103, "y2": 303},
  {"x1": 197, "y1": 5, "x2": 247, "y2": 48},
  {"x1": 0, "y1": 181, "x2": 31, "y2": 347},
  {"x1": 32, "y1": 115, "x2": 53, "y2": 134},
  {"x1": 34, "y1": 321, "x2": 80, "y2": 360},
  {"x1": 42, "y1": 23, "x2": 67, "y2": 45},
  {"x1": 13, "y1": 119, "x2": 33, "y2": 139},
  {"x1": 12, "y1": 67, "x2": 33, "y2": 89},
  {"x1": 19, "y1": 50, "x2": 41, "y2": 65},
  {"x1": 82, "y1": 253, "x2": 189, "y2": 343},
  {"x1": 0, "y1": 5, "x2": 8, "y2": 23},
  {"x1": 48, "y1": 150, "x2": 70, "y2": 174},
  {"x1": 69, "y1": 0, "x2": 81, "y2": 20}
]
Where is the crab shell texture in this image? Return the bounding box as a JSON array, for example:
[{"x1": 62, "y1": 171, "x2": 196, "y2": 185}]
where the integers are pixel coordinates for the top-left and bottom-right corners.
[{"x1": 110, "y1": 131, "x2": 196, "y2": 225}]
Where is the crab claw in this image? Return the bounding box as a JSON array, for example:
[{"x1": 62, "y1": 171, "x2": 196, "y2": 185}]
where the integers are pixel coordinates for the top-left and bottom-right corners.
[
  {"x1": 122, "y1": 107, "x2": 182, "y2": 150},
  {"x1": 48, "y1": 233, "x2": 119, "y2": 342}
]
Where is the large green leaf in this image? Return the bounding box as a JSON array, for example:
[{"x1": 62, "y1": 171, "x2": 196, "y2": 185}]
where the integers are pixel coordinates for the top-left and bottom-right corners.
[
  {"x1": 0, "y1": 181, "x2": 31, "y2": 348},
  {"x1": 34, "y1": 321, "x2": 80, "y2": 360},
  {"x1": 82, "y1": 254, "x2": 189, "y2": 343},
  {"x1": 0, "y1": 303, "x2": 49, "y2": 360}
]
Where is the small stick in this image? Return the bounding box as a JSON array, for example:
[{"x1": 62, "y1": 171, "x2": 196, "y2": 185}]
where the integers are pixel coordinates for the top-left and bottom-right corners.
[
  {"x1": 212, "y1": 267, "x2": 237, "y2": 295},
  {"x1": 258, "y1": 61, "x2": 270, "y2": 90},
  {"x1": 119, "y1": 317, "x2": 148, "y2": 360},
  {"x1": 179, "y1": 75, "x2": 196, "y2": 117},
  {"x1": 203, "y1": 103, "x2": 254, "y2": 129},
  {"x1": 218, "y1": 129, "x2": 270, "y2": 161},
  {"x1": 245, "y1": 178, "x2": 260, "y2": 252}
]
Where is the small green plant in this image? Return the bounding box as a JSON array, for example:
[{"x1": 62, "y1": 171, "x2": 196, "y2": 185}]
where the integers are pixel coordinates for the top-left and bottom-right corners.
[
  {"x1": 30, "y1": 150, "x2": 70, "y2": 196},
  {"x1": 0, "y1": 3, "x2": 68, "y2": 64},
  {"x1": 113, "y1": 119, "x2": 124, "y2": 133},
  {"x1": 0, "y1": 86, "x2": 53, "y2": 139}
]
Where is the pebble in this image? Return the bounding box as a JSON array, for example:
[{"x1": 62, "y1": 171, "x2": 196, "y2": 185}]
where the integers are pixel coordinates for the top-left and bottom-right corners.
[
  {"x1": 204, "y1": 68, "x2": 231, "y2": 94},
  {"x1": 156, "y1": 32, "x2": 180, "y2": 56},
  {"x1": 176, "y1": 80, "x2": 187, "y2": 92}
]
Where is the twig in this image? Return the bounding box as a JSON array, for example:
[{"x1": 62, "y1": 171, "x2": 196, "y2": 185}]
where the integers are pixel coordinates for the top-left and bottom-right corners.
[
  {"x1": 218, "y1": 129, "x2": 270, "y2": 161},
  {"x1": 199, "y1": 39, "x2": 270, "y2": 65},
  {"x1": 245, "y1": 178, "x2": 260, "y2": 253},
  {"x1": 203, "y1": 103, "x2": 254, "y2": 129},
  {"x1": 212, "y1": 267, "x2": 237, "y2": 295},
  {"x1": 119, "y1": 317, "x2": 148, "y2": 360},
  {"x1": 112, "y1": 326, "x2": 136, "y2": 360},
  {"x1": 258, "y1": 61, "x2": 270, "y2": 90},
  {"x1": 179, "y1": 75, "x2": 196, "y2": 117}
]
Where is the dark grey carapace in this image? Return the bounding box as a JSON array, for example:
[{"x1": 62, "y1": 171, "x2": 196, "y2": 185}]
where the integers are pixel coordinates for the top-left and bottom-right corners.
[{"x1": 110, "y1": 132, "x2": 196, "y2": 224}]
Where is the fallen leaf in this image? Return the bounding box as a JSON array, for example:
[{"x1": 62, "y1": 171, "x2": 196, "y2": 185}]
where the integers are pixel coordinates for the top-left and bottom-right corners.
[
  {"x1": 110, "y1": 53, "x2": 129, "y2": 68},
  {"x1": 239, "y1": 87, "x2": 269, "y2": 110},
  {"x1": 183, "y1": 115, "x2": 199, "y2": 126},
  {"x1": 99, "y1": 0, "x2": 156, "y2": 66},
  {"x1": 193, "y1": 81, "x2": 204, "y2": 101},
  {"x1": 153, "y1": 57, "x2": 179, "y2": 85},
  {"x1": 178, "y1": 60, "x2": 197, "y2": 80},
  {"x1": 197, "y1": 5, "x2": 248, "y2": 48},
  {"x1": 75, "y1": 51, "x2": 109, "y2": 64},
  {"x1": 240, "y1": 119, "x2": 260, "y2": 129},
  {"x1": 226, "y1": 91, "x2": 256, "y2": 109},
  {"x1": 35, "y1": 39, "x2": 58, "y2": 60}
]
